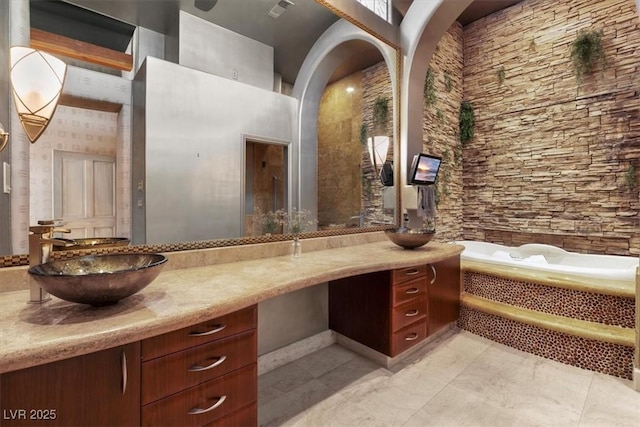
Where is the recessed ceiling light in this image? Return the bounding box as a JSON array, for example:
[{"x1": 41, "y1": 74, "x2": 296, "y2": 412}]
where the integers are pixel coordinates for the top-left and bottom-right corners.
[
  {"x1": 346, "y1": 86, "x2": 355, "y2": 93},
  {"x1": 268, "y1": 0, "x2": 294, "y2": 19}
]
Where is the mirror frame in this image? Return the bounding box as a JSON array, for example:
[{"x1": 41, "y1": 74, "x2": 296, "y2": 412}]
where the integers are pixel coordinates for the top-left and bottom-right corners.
[{"x1": 0, "y1": 0, "x2": 401, "y2": 268}]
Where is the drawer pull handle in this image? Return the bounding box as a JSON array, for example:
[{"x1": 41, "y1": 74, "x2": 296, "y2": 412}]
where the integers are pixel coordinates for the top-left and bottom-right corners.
[
  {"x1": 405, "y1": 269, "x2": 420, "y2": 276},
  {"x1": 121, "y1": 350, "x2": 127, "y2": 395},
  {"x1": 188, "y1": 324, "x2": 226, "y2": 337},
  {"x1": 430, "y1": 265, "x2": 437, "y2": 285},
  {"x1": 188, "y1": 395, "x2": 227, "y2": 415},
  {"x1": 405, "y1": 309, "x2": 419, "y2": 317},
  {"x1": 189, "y1": 355, "x2": 227, "y2": 372},
  {"x1": 405, "y1": 288, "x2": 419, "y2": 295},
  {"x1": 405, "y1": 333, "x2": 419, "y2": 341}
]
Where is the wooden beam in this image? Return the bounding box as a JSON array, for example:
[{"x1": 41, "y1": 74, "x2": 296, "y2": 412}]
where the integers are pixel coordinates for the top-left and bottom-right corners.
[
  {"x1": 58, "y1": 94, "x2": 123, "y2": 113},
  {"x1": 30, "y1": 28, "x2": 133, "y2": 71}
]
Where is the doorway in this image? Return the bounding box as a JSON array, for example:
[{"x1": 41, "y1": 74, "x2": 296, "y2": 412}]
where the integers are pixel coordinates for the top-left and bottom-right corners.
[
  {"x1": 244, "y1": 140, "x2": 288, "y2": 236},
  {"x1": 53, "y1": 151, "x2": 117, "y2": 238}
]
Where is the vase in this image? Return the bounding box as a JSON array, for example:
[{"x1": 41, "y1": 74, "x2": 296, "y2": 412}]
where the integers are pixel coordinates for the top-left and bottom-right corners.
[{"x1": 291, "y1": 236, "x2": 302, "y2": 258}]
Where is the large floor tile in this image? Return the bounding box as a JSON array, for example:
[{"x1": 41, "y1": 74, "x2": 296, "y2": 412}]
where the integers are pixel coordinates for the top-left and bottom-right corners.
[
  {"x1": 276, "y1": 389, "x2": 388, "y2": 427},
  {"x1": 579, "y1": 373, "x2": 640, "y2": 427},
  {"x1": 258, "y1": 363, "x2": 315, "y2": 405},
  {"x1": 346, "y1": 369, "x2": 450, "y2": 426},
  {"x1": 292, "y1": 344, "x2": 358, "y2": 378},
  {"x1": 396, "y1": 330, "x2": 493, "y2": 384},
  {"x1": 258, "y1": 379, "x2": 335, "y2": 427},
  {"x1": 316, "y1": 353, "x2": 392, "y2": 396},
  {"x1": 403, "y1": 383, "x2": 538, "y2": 427},
  {"x1": 451, "y1": 342, "x2": 593, "y2": 426}
]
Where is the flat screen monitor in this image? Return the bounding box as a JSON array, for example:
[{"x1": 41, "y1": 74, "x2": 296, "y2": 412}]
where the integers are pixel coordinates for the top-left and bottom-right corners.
[{"x1": 409, "y1": 153, "x2": 442, "y2": 185}]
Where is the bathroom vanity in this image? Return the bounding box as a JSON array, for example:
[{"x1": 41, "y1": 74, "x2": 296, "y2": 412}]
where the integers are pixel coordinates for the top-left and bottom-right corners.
[{"x1": 0, "y1": 237, "x2": 463, "y2": 426}]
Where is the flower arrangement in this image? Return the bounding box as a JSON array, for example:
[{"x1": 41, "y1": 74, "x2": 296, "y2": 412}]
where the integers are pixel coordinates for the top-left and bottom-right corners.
[
  {"x1": 286, "y1": 208, "x2": 316, "y2": 235},
  {"x1": 253, "y1": 207, "x2": 316, "y2": 236},
  {"x1": 254, "y1": 207, "x2": 286, "y2": 235}
]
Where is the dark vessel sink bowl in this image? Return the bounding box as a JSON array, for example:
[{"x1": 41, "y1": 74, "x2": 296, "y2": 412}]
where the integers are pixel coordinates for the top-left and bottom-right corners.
[
  {"x1": 28, "y1": 253, "x2": 167, "y2": 306},
  {"x1": 385, "y1": 228, "x2": 435, "y2": 249}
]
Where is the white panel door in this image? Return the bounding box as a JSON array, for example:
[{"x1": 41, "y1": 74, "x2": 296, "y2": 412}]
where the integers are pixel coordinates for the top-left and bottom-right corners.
[{"x1": 54, "y1": 151, "x2": 116, "y2": 238}]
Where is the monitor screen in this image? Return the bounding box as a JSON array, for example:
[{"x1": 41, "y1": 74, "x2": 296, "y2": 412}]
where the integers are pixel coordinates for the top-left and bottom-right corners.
[{"x1": 409, "y1": 153, "x2": 442, "y2": 185}]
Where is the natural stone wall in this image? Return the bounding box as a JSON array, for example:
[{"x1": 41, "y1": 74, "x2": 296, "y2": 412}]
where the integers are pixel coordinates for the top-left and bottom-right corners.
[
  {"x1": 362, "y1": 61, "x2": 394, "y2": 225},
  {"x1": 422, "y1": 22, "x2": 464, "y2": 242},
  {"x1": 461, "y1": 0, "x2": 640, "y2": 255}
]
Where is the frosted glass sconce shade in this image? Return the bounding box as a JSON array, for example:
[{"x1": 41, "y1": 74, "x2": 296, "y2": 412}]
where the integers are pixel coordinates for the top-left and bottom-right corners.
[
  {"x1": 367, "y1": 135, "x2": 390, "y2": 172},
  {"x1": 0, "y1": 122, "x2": 8, "y2": 152},
  {"x1": 10, "y1": 47, "x2": 67, "y2": 143}
]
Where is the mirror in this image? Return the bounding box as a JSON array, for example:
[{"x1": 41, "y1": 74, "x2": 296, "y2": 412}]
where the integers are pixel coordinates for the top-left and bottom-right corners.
[{"x1": 1, "y1": 0, "x2": 400, "y2": 262}]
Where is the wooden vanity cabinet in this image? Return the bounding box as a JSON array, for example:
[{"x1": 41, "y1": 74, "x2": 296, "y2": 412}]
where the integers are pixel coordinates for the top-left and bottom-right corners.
[
  {"x1": 329, "y1": 257, "x2": 461, "y2": 357},
  {"x1": 0, "y1": 342, "x2": 141, "y2": 427},
  {"x1": 329, "y1": 265, "x2": 429, "y2": 357},
  {"x1": 0, "y1": 305, "x2": 258, "y2": 427},
  {"x1": 140, "y1": 305, "x2": 258, "y2": 427},
  {"x1": 427, "y1": 255, "x2": 461, "y2": 336}
]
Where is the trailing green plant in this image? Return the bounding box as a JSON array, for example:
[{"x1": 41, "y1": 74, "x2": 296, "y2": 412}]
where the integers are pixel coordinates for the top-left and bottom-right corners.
[
  {"x1": 459, "y1": 101, "x2": 475, "y2": 145},
  {"x1": 360, "y1": 123, "x2": 368, "y2": 145},
  {"x1": 373, "y1": 96, "x2": 389, "y2": 126},
  {"x1": 497, "y1": 66, "x2": 506, "y2": 85},
  {"x1": 424, "y1": 67, "x2": 437, "y2": 107},
  {"x1": 570, "y1": 29, "x2": 606, "y2": 83},
  {"x1": 436, "y1": 108, "x2": 444, "y2": 121},
  {"x1": 625, "y1": 164, "x2": 637, "y2": 191},
  {"x1": 444, "y1": 73, "x2": 453, "y2": 92}
]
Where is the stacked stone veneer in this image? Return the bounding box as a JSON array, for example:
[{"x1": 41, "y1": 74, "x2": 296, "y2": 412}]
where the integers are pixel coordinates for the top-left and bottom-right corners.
[
  {"x1": 461, "y1": 0, "x2": 640, "y2": 255},
  {"x1": 422, "y1": 23, "x2": 464, "y2": 242},
  {"x1": 361, "y1": 61, "x2": 394, "y2": 225}
]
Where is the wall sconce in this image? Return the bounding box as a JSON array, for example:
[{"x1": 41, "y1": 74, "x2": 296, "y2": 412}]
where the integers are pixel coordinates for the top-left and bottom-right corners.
[
  {"x1": 0, "y1": 122, "x2": 8, "y2": 152},
  {"x1": 10, "y1": 47, "x2": 67, "y2": 143},
  {"x1": 367, "y1": 135, "x2": 390, "y2": 173}
]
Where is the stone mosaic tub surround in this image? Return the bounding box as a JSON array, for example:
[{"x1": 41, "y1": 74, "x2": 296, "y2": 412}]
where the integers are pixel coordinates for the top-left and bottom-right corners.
[
  {"x1": 459, "y1": 242, "x2": 636, "y2": 380},
  {"x1": 464, "y1": 272, "x2": 635, "y2": 328},
  {"x1": 458, "y1": 307, "x2": 635, "y2": 379}
]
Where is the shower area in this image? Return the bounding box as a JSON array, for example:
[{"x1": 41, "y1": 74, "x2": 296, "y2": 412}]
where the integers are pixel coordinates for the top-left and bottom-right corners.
[{"x1": 244, "y1": 140, "x2": 288, "y2": 236}]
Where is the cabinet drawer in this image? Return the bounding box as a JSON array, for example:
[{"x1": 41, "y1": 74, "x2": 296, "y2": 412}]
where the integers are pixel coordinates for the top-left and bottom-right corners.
[
  {"x1": 142, "y1": 305, "x2": 257, "y2": 360},
  {"x1": 142, "y1": 329, "x2": 257, "y2": 405},
  {"x1": 141, "y1": 363, "x2": 257, "y2": 427},
  {"x1": 392, "y1": 276, "x2": 427, "y2": 306},
  {"x1": 391, "y1": 265, "x2": 427, "y2": 285},
  {"x1": 391, "y1": 322, "x2": 427, "y2": 357},
  {"x1": 392, "y1": 296, "x2": 427, "y2": 332}
]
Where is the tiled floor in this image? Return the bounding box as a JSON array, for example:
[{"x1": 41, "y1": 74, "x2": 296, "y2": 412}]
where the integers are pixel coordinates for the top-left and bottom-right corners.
[{"x1": 258, "y1": 330, "x2": 640, "y2": 426}]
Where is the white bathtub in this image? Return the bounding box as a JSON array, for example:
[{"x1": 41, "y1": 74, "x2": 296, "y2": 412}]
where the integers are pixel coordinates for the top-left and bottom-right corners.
[{"x1": 456, "y1": 240, "x2": 639, "y2": 282}]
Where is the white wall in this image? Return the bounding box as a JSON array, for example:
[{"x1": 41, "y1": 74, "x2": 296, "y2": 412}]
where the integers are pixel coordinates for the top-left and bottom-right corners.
[{"x1": 177, "y1": 11, "x2": 274, "y2": 91}]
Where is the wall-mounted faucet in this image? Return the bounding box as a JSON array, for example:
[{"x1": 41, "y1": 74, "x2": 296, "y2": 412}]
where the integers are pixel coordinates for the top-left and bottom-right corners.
[{"x1": 28, "y1": 220, "x2": 71, "y2": 303}]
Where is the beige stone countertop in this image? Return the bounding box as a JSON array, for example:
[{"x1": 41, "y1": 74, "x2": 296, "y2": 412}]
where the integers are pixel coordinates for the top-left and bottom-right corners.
[{"x1": 0, "y1": 240, "x2": 463, "y2": 374}]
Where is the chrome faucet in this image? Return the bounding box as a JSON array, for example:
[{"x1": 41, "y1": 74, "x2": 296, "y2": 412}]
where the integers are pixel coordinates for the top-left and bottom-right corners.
[{"x1": 28, "y1": 220, "x2": 72, "y2": 303}]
